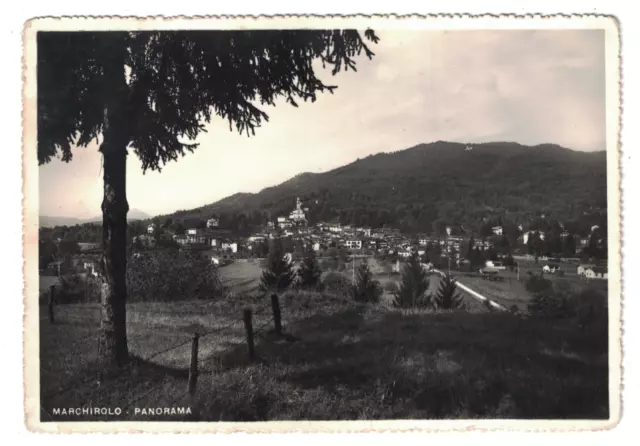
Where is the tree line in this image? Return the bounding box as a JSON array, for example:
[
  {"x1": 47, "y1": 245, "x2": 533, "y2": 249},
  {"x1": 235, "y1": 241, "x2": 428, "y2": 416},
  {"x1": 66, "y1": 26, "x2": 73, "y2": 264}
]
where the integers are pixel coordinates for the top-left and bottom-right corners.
[{"x1": 260, "y1": 238, "x2": 464, "y2": 310}]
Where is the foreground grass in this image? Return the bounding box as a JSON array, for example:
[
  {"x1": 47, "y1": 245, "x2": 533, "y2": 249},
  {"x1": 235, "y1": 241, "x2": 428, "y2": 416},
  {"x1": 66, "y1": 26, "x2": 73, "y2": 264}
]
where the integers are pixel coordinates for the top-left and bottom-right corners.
[{"x1": 39, "y1": 289, "x2": 608, "y2": 422}]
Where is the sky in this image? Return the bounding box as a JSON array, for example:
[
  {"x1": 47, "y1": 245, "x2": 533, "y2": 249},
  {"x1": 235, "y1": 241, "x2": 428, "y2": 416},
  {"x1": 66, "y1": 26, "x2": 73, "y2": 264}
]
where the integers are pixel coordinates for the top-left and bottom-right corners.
[{"x1": 38, "y1": 29, "x2": 606, "y2": 219}]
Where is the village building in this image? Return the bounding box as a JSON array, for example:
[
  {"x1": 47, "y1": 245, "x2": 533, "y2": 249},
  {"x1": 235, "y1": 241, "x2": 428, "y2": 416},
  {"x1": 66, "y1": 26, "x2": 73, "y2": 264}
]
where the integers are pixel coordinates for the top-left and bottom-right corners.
[
  {"x1": 577, "y1": 264, "x2": 597, "y2": 276},
  {"x1": 345, "y1": 240, "x2": 363, "y2": 250},
  {"x1": 147, "y1": 223, "x2": 156, "y2": 234},
  {"x1": 583, "y1": 266, "x2": 608, "y2": 280},
  {"x1": 206, "y1": 218, "x2": 220, "y2": 228},
  {"x1": 522, "y1": 231, "x2": 546, "y2": 245},
  {"x1": 221, "y1": 242, "x2": 238, "y2": 253},
  {"x1": 288, "y1": 197, "x2": 307, "y2": 225},
  {"x1": 492, "y1": 226, "x2": 503, "y2": 236},
  {"x1": 485, "y1": 260, "x2": 506, "y2": 270},
  {"x1": 357, "y1": 227, "x2": 372, "y2": 237}
]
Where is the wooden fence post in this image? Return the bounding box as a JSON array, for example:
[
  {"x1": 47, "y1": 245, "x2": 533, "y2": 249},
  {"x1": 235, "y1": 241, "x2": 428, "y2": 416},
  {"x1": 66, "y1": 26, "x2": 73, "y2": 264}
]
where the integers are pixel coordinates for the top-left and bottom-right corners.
[
  {"x1": 271, "y1": 294, "x2": 282, "y2": 336},
  {"x1": 243, "y1": 308, "x2": 255, "y2": 361},
  {"x1": 48, "y1": 285, "x2": 55, "y2": 323},
  {"x1": 188, "y1": 332, "x2": 199, "y2": 395}
]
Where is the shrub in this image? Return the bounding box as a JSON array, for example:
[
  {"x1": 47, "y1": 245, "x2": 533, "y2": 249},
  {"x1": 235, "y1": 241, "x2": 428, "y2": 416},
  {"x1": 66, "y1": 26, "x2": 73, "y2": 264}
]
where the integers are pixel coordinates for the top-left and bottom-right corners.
[
  {"x1": 525, "y1": 274, "x2": 552, "y2": 294},
  {"x1": 56, "y1": 274, "x2": 88, "y2": 304},
  {"x1": 127, "y1": 250, "x2": 224, "y2": 302},
  {"x1": 568, "y1": 288, "x2": 608, "y2": 331},
  {"x1": 260, "y1": 238, "x2": 295, "y2": 293},
  {"x1": 297, "y1": 248, "x2": 323, "y2": 289},
  {"x1": 527, "y1": 280, "x2": 573, "y2": 319},
  {"x1": 394, "y1": 253, "x2": 431, "y2": 308},
  {"x1": 322, "y1": 272, "x2": 352, "y2": 297},
  {"x1": 350, "y1": 260, "x2": 382, "y2": 303},
  {"x1": 433, "y1": 274, "x2": 464, "y2": 310},
  {"x1": 383, "y1": 281, "x2": 398, "y2": 294}
]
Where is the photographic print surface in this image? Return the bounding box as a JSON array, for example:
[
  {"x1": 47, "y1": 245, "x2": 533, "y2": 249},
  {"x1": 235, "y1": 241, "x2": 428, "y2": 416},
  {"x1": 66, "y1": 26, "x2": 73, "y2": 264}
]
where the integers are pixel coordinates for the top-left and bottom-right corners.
[{"x1": 23, "y1": 15, "x2": 621, "y2": 433}]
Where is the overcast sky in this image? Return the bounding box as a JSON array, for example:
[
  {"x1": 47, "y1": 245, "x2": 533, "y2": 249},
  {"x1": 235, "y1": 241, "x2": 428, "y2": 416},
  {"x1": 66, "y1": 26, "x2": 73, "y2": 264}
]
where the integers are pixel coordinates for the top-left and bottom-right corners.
[{"x1": 38, "y1": 29, "x2": 606, "y2": 219}]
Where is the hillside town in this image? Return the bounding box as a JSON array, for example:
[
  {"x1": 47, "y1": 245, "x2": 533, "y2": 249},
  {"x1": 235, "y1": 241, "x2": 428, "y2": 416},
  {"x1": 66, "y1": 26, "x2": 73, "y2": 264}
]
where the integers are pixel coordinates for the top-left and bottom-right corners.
[{"x1": 83, "y1": 196, "x2": 605, "y2": 280}]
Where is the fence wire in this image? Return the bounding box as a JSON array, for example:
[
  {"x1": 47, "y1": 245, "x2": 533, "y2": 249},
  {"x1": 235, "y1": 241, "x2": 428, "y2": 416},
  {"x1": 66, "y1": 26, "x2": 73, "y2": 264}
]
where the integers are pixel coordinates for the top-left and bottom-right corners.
[{"x1": 40, "y1": 294, "x2": 290, "y2": 408}]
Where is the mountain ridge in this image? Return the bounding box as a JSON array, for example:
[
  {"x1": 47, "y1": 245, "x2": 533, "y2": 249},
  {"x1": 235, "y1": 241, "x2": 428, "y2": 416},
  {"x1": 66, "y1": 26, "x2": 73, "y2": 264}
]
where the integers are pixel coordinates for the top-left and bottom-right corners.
[{"x1": 167, "y1": 140, "x2": 606, "y2": 233}]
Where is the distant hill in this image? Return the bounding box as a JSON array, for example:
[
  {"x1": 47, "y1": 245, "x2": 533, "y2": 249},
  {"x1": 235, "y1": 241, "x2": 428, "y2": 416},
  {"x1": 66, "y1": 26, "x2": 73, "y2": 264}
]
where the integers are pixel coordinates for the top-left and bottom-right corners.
[
  {"x1": 39, "y1": 216, "x2": 84, "y2": 228},
  {"x1": 40, "y1": 208, "x2": 151, "y2": 228},
  {"x1": 161, "y1": 141, "x2": 609, "y2": 233}
]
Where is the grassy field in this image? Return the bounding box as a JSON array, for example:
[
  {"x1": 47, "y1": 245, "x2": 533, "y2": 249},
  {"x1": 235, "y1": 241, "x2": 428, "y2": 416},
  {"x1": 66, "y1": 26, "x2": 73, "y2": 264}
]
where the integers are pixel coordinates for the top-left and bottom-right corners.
[
  {"x1": 217, "y1": 260, "x2": 264, "y2": 296},
  {"x1": 39, "y1": 292, "x2": 609, "y2": 421},
  {"x1": 39, "y1": 257, "x2": 609, "y2": 421}
]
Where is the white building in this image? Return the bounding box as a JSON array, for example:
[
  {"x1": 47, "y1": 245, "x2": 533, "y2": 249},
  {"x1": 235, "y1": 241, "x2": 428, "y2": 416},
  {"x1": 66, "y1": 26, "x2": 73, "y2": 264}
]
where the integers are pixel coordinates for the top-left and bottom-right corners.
[
  {"x1": 312, "y1": 242, "x2": 321, "y2": 251},
  {"x1": 277, "y1": 216, "x2": 292, "y2": 229},
  {"x1": 522, "y1": 231, "x2": 546, "y2": 245},
  {"x1": 485, "y1": 260, "x2": 506, "y2": 270},
  {"x1": 583, "y1": 267, "x2": 607, "y2": 280},
  {"x1": 206, "y1": 218, "x2": 220, "y2": 228},
  {"x1": 221, "y1": 242, "x2": 238, "y2": 253},
  {"x1": 577, "y1": 264, "x2": 597, "y2": 276},
  {"x1": 147, "y1": 223, "x2": 156, "y2": 234},
  {"x1": 288, "y1": 197, "x2": 307, "y2": 224},
  {"x1": 345, "y1": 240, "x2": 362, "y2": 250},
  {"x1": 329, "y1": 224, "x2": 343, "y2": 233},
  {"x1": 446, "y1": 226, "x2": 453, "y2": 236},
  {"x1": 492, "y1": 226, "x2": 503, "y2": 236}
]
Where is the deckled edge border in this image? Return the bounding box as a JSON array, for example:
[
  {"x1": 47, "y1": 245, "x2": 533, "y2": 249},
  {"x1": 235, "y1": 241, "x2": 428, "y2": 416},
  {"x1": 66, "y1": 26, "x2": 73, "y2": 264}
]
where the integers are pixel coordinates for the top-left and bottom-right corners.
[{"x1": 21, "y1": 12, "x2": 624, "y2": 435}]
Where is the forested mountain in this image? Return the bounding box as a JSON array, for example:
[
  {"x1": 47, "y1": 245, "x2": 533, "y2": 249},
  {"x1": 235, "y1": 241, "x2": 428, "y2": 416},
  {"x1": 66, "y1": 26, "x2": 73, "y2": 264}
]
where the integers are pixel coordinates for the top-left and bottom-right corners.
[{"x1": 168, "y1": 141, "x2": 607, "y2": 235}]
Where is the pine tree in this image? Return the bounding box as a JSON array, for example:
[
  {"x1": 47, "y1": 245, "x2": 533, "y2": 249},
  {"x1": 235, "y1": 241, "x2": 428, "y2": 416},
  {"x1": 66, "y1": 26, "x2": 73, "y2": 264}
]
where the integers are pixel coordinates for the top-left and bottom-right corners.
[
  {"x1": 36, "y1": 29, "x2": 378, "y2": 364},
  {"x1": 351, "y1": 260, "x2": 382, "y2": 303},
  {"x1": 260, "y1": 239, "x2": 295, "y2": 293},
  {"x1": 297, "y1": 247, "x2": 322, "y2": 289},
  {"x1": 394, "y1": 252, "x2": 431, "y2": 308},
  {"x1": 434, "y1": 273, "x2": 464, "y2": 310}
]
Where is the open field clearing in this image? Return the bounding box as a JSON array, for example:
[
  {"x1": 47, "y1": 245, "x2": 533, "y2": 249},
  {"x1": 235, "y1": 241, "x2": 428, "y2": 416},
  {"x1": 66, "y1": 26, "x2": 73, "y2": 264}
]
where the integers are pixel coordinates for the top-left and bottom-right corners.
[{"x1": 217, "y1": 260, "x2": 264, "y2": 296}]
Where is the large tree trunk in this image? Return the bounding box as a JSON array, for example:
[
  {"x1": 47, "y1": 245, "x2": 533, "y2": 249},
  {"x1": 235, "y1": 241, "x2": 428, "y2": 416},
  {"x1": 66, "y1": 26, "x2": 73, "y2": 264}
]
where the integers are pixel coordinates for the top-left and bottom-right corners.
[{"x1": 98, "y1": 36, "x2": 131, "y2": 367}]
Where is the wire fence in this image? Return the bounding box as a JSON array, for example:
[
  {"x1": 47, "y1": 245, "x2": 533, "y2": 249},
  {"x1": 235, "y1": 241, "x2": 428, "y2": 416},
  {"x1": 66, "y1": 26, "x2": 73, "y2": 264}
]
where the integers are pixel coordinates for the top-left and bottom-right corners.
[{"x1": 40, "y1": 291, "x2": 292, "y2": 417}]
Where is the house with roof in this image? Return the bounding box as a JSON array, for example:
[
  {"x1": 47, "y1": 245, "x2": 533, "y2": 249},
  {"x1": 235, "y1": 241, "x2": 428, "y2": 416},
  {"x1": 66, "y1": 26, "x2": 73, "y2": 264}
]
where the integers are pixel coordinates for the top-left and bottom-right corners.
[
  {"x1": 577, "y1": 264, "x2": 596, "y2": 275},
  {"x1": 221, "y1": 241, "x2": 238, "y2": 253},
  {"x1": 492, "y1": 226, "x2": 503, "y2": 236},
  {"x1": 345, "y1": 240, "x2": 362, "y2": 250},
  {"x1": 542, "y1": 264, "x2": 560, "y2": 274},
  {"x1": 583, "y1": 266, "x2": 608, "y2": 280}
]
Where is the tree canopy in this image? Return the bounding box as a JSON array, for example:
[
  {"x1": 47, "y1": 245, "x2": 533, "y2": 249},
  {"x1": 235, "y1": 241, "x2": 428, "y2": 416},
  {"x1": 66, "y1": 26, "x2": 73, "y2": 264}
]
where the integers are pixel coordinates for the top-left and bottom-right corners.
[{"x1": 37, "y1": 30, "x2": 379, "y2": 170}]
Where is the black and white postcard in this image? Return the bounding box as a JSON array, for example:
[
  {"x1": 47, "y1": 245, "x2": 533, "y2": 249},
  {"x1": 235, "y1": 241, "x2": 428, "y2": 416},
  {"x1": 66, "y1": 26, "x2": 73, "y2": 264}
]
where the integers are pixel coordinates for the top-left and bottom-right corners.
[{"x1": 22, "y1": 15, "x2": 621, "y2": 433}]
